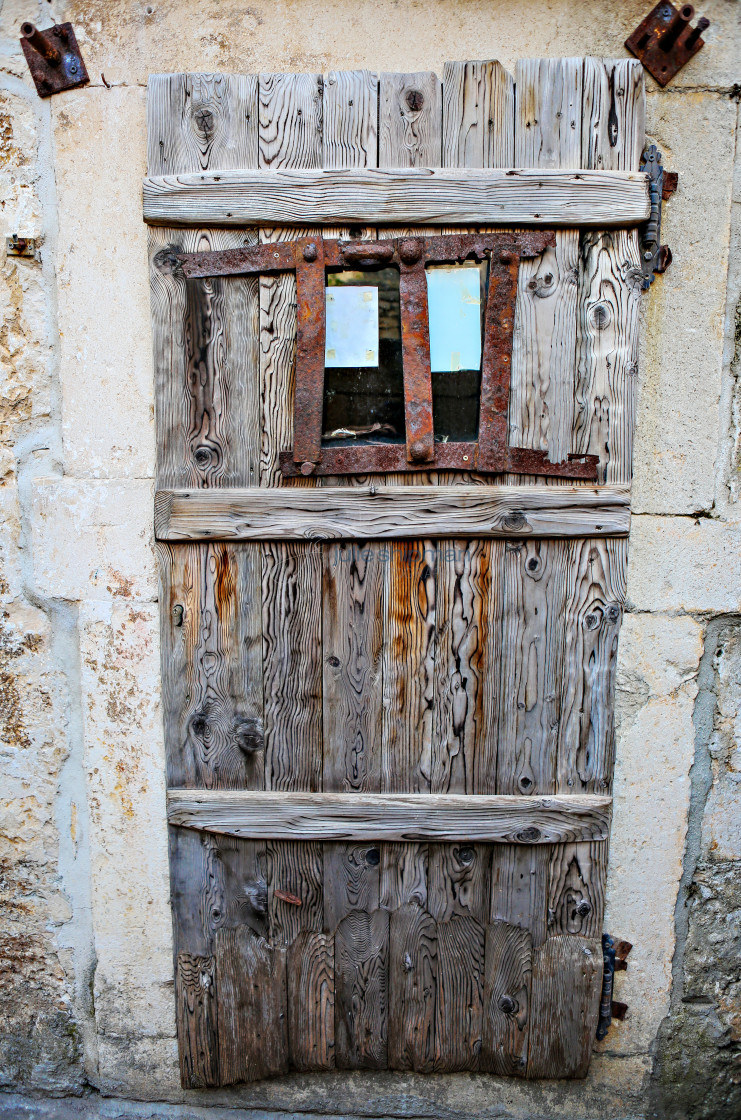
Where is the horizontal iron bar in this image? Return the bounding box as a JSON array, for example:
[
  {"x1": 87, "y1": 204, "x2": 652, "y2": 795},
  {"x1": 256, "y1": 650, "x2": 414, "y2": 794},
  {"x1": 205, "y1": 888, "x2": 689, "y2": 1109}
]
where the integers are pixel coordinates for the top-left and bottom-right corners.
[
  {"x1": 167, "y1": 790, "x2": 613, "y2": 844},
  {"x1": 154, "y1": 484, "x2": 630, "y2": 542},
  {"x1": 143, "y1": 167, "x2": 650, "y2": 227}
]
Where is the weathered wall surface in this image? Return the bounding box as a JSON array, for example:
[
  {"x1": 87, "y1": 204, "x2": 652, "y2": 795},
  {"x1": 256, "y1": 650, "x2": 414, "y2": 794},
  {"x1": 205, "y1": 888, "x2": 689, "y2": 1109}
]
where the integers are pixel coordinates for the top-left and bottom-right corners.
[{"x1": 0, "y1": 0, "x2": 738, "y2": 1117}]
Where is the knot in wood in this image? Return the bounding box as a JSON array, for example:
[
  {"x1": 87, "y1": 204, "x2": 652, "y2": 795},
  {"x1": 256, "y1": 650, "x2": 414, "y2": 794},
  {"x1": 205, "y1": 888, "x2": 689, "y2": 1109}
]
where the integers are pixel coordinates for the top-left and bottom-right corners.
[
  {"x1": 405, "y1": 89, "x2": 424, "y2": 111},
  {"x1": 233, "y1": 716, "x2": 264, "y2": 754},
  {"x1": 365, "y1": 847, "x2": 380, "y2": 866},
  {"x1": 576, "y1": 899, "x2": 593, "y2": 917},
  {"x1": 498, "y1": 994, "x2": 518, "y2": 1015},
  {"x1": 193, "y1": 106, "x2": 214, "y2": 134},
  {"x1": 457, "y1": 846, "x2": 475, "y2": 866},
  {"x1": 516, "y1": 826, "x2": 542, "y2": 843},
  {"x1": 502, "y1": 511, "x2": 528, "y2": 532}
]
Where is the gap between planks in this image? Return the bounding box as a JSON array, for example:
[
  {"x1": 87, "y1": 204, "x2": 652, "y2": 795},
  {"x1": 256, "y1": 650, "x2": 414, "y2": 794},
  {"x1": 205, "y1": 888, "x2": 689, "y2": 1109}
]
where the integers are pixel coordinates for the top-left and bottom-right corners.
[
  {"x1": 155, "y1": 484, "x2": 630, "y2": 541},
  {"x1": 167, "y1": 790, "x2": 612, "y2": 843}
]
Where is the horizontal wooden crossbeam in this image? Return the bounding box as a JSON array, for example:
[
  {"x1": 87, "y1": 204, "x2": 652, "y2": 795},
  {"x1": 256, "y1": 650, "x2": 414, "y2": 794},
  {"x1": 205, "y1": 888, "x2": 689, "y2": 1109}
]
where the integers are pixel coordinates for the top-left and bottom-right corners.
[
  {"x1": 167, "y1": 790, "x2": 612, "y2": 843},
  {"x1": 142, "y1": 167, "x2": 650, "y2": 227},
  {"x1": 154, "y1": 484, "x2": 630, "y2": 541}
]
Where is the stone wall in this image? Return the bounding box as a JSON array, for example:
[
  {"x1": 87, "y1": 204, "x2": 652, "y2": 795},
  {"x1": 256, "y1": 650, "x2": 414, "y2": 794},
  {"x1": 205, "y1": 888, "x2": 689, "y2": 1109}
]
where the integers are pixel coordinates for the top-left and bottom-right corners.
[{"x1": 0, "y1": 0, "x2": 738, "y2": 1116}]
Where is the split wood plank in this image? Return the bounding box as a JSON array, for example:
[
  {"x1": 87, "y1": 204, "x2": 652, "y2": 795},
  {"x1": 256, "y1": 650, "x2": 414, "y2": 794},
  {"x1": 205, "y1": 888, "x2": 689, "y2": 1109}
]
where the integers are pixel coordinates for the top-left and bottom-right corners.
[
  {"x1": 155, "y1": 484, "x2": 631, "y2": 541},
  {"x1": 258, "y1": 72, "x2": 325, "y2": 953},
  {"x1": 166, "y1": 790, "x2": 613, "y2": 843},
  {"x1": 287, "y1": 930, "x2": 335, "y2": 1070},
  {"x1": 176, "y1": 953, "x2": 219, "y2": 1088},
  {"x1": 481, "y1": 921, "x2": 532, "y2": 1076},
  {"x1": 143, "y1": 167, "x2": 650, "y2": 227},
  {"x1": 527, "y1": 935, "x2": 602, "y2": 1078},
  {"x1": 334, "y1": 908, "x2": 390, "y2": 1069}
]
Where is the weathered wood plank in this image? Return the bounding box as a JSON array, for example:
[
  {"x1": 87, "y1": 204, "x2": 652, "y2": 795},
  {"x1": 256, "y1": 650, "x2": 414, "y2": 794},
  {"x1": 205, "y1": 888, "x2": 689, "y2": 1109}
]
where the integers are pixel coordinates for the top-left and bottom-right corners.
[
  {"x1": 334, "y1": 908, "x2": 389, "y2": 1069},
  {"x1": 156, "y1": 484, "x2": 631, "y2": 541},
  {"x1": 557, "y1": 537, "x2": 627, "y2": 792},
  {"x1": 215, "y1": 927, "x2": 288, "y2": 1083},
  {"x1": 434, "y1": 915, "x2": 485, "y2": 1072},
  {"x1": 481, "y1": 921, "x2": 532, "y2": 1076},
  {"x1": 167, "y1": 790, "x2": 612, "y2": 843},
  {"x1": 379, "y1": 71, "x2": 442, "y2": 167},
  {"x1": 490, "y1": 843, "x2": 549, "y2": 949},
  {"x1": 497, "y1": 539, "x2": 570, "y2": 796},
  {"x1": 266, "y1": 837, "x2": 324, "y2": 947},
  {"x1": 157, "y1": 542, "x2": 264, "y2": 790},
  {"x1": 175, "y1": 953, "x2": 219, "y2": 1088},
  {"x1": 581, "y1": 58, "x2": 645, "y2": 174},
  {"x1": 428, "y1": 842, "x2": 490, "y2": 924},
  {"x1": 527, "y1": 935, "x2": 602, "y2": 1078},
  {"x1": 443, "y1": 60, "x2": 514, "y2": 169},
  {"x1": 287, "y1": 930, "x2": 335, "y2": 1070},
  {"x1": 323, "y1": 842, "x2": 381, "y2": 932},
  {"x1": 143, "y1": 167, "x2": 650, "y2": 227},
  {"x1": 547, "y1": 840, "x2": 608, "y2": 939},
  {"x1": 388, "y1": 904, "x2": 437, "y2": 1072}
]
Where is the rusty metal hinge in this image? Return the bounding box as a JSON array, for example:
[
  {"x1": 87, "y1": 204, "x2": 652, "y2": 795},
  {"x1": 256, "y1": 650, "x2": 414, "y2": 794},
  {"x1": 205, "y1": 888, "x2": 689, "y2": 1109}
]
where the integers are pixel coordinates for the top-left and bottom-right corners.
[
  {"x1": 640, "y1": 145, "x2": 678, "y2": 289},
  {"x1": 597, "y1": 934, "x2": 633, "y2": 1040},
  {"x1": 20, "y1": 23, "x2": 89, "y2": 99},
  {"x1": 626, "y1": 3, "x2": 709, "y2": 87}
]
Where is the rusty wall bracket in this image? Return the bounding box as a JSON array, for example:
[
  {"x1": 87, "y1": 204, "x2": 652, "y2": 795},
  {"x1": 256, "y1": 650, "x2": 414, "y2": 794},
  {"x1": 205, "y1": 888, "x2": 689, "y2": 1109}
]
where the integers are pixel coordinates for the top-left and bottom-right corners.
[
  {"x1": 639, "y1": 145, "x2": 677, "y2": 290},
  {"x1": 626, "y1": 3, "x2": 709, "y2": 87},
  {"x1": 20, "y1": 23, "x2": 89, "y2": 98},
  {"x1": 597, "y1": 934, "x2": 633, "y2": 1040},
  {"x1": 177, "y1": 232, "x2": 599, "y2": 481}
]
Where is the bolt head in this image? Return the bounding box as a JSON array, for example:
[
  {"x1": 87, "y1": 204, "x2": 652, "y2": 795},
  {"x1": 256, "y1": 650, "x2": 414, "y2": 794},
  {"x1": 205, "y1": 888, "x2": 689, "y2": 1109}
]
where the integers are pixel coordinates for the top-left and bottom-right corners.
[
  {"x1": 399, "y1": 238, "x2": 422, "y2": 265},
  {"x1": 300, "y1": 461, "x2": 316, "y2": 475},
  {"x1": 303, "y1": 243, "x2": 318, "y2": 262}
]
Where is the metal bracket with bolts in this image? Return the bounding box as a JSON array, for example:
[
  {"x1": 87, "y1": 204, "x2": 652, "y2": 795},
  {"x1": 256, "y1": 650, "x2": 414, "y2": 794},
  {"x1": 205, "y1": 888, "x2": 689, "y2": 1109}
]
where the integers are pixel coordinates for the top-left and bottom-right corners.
[{"x1": 20, "y1": 22, "x2": 89, "y2": 98}]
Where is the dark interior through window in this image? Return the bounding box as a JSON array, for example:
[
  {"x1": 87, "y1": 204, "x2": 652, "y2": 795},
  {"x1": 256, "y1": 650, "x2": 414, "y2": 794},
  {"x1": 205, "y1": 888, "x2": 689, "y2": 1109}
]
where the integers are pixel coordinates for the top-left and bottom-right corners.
[{"x1": 321, "y1": 261, "x2": 488, "y2": 448}]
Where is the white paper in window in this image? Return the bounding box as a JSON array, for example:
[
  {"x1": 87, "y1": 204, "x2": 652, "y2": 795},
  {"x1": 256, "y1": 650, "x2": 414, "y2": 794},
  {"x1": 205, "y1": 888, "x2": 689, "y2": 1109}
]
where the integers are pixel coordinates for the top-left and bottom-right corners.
[
  {"x1": 325, "y1": 286, "x2": 379, "y2": 368},
  {"x1": 426, "y1": 265, "x2": 482, "y2": 373}
]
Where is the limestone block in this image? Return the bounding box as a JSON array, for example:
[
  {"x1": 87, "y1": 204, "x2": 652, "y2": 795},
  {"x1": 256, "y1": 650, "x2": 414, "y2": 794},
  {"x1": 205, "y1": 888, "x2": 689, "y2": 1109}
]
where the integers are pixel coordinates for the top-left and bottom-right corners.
[
  {"x1": 627, "y1": 515, "x2": 741, "y2": 614},
  {"x1": 30, "y1": 477, "x2": 157, "y2": 602},
  {"x1": 602, "y1": 612, "x2": 702, "y2": 1054},
  {"x1": 0, "y1": 87, "x2": 42, "y2": 236},
  {"x1": 79, "y1": 600, "x2": 174, "y2": 1041},
  {"x1": 57, "y1": 0, "x2": 736, "y2": 90},
  {"x1": 633, "y1": 93, "x2": 736, "y2": 515},
  {"x1": 53, "y1": 87, "x2": 154, "y2": 480}
]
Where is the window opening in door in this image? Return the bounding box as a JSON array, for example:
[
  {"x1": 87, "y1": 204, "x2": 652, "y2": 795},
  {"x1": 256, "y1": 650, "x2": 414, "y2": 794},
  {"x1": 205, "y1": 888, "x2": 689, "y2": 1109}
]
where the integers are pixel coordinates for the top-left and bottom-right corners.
[
  {"x1": 322, "y1": 267, "x2": 405, "y2": 447},
  {"x1": 427, "y1": 261, "x2": 487, "y2": 443}
]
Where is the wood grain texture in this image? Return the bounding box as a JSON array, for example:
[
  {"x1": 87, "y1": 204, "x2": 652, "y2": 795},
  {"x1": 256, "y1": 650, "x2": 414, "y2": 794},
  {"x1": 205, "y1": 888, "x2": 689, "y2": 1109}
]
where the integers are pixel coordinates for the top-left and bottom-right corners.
[
  {"x1": 323, "y1": 70, "x2": 378, "y2": 171},
  {"x1": 581, "y1": 59, "x2": 645, "y2": 174},
  {"x1": 158, "y1": 542, "x2": 264, "y2": 790},
  {"x1": 497, "y1": 539, "x2": 569, "y2": 797},
  {"x1": 527, "y1": 935, "x2": 602, "y2": 1078},
  {"x1": 323, "y1": 842, "x2": 381, "y2": 931},
  {"x1": 266, "y1": 837, "x2": 324, "y2": 946},
  {"x1": 428, "y1": 842, "x2": 490, "y2": 924},
  {"x1": 215, "y1": 927, "x2": 288, "y2": 1083},
  {"x1": 323, "y1": 542, "x2": 383, "y2": 792},
  {"x1": 548, "y1": 840, "x2": 607, "y2": 939},
  {"x1": 156, "y1": 484, "x2": 631, "y2": 541},
  {"x1": 262, "y1": 541, "x2": 322, "y2": 791},
  {"x1": 176, "y1": 953, "x2": 219, "y2": 1088},
  {"x1": 382, "y1": 541, "x2": 436, "y2": 795},
  {"x1": 388, "y1": 904, "x2": 437, "y2": 1072},
  {"x1": 147, "y1": 73, "x2": 258, "y2": 177},
  {"x1": 434, "y1": 915, "x2": 485, "y2": 1072},
  {"x1": 287, "y1": 930, "x2": 335, "y2": 1070},
  {"x1": 379, "y1": 72, "x2": 442, "y2": 168},
  {"x1": 443, "y1": 61, "x2": 514, "y2": 169},
  {"x1": 143, "y1": 167, "x2": 650, "y2": 226},
  {"x1": 557, "y1": 538, "x2": 627, "y2": 792},
  {"x1": 481, "y1": 921, "x2": 532, "y2": 1076},
  {"x1": 334, "y1": 908, "x2": 389, "y2": 1069},
  {"x1": 490, "y1": 843, "x2": 549, "y2": 949},
  {"x1": 167, "y1": 790, "x2": 612, "y2": 843}
]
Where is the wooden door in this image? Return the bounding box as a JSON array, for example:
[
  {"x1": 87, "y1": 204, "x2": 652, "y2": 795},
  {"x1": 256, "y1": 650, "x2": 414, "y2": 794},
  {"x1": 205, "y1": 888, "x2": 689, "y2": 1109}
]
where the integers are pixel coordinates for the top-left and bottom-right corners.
[{"x1": 147, "y1": 58, "x2": 644, "y2": 1085}]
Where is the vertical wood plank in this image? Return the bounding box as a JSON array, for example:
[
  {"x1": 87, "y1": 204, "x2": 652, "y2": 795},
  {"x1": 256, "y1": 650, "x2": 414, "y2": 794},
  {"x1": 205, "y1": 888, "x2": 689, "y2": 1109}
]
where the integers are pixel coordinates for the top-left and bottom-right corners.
[
  {"x1": 497, "y1": 539, "x2": 569, "y2": 797},
  {"x1": 379, "y1": 72, "x2": 442, "y2": 167},
  {"x1": 334, "y1": 909, "x2": 390, "y2": 1069},
  {"x1": 547, "y1": 840, "x2": 608, "y2": 940},
  {"x1": 323, "y1": 843, "x2": 381, "y2": 933},
  {"x1": 527, "y1": 935, "x2": 602, "y2": 1078},
  {"x1": 490, "y1": 844, "x2": 549, "y2": 950},
  {"x1": 481, "y1": 921, "x2": 532, "y2": 1076},
  {"x1": 427, "y1": 842, "x2": 490, "y2": 925},
  {"x1": 287, "y1": 930, "x2": 335, "y2": 1070},
  {"x1": 216, "y1": 927, "x2": 288, "y2": 1083},
  {"x1": 388, "y1": 904, "x2": 437, "y2": 1072},
  {"x1": 176, "y1": 953, "x2": 219, "y2": 1088},
  {"x1": 434, "y1": 915, "x2": 485, "y2": 1072},
  {"x1": 442, "y1": 60, "x2": 513, "y2": 169},
  {"x1": 149, "y1": 74, "x2": 264, "y2": 1089}
]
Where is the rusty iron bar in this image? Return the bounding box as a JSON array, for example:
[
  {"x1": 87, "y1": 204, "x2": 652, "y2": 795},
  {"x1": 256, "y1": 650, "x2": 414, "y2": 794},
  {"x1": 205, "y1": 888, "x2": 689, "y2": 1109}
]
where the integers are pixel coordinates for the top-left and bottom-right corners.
[
  {"x1": 398, "y1": 241, "x2": 434, "y2": 464},
  {"x1": 175, "y1": 231, "x2": 596, "y2": 481},
  {"x1": 658, "y1": 3, "x2": 694, "y2": 51},
  {"x1": 279, "y1": 445, "x2": 598, "y2": 479},
  {"x1": 21, "y1": 22, "x2": 60, "y2": 64},
  {"x1": 293, "y1": 237, "x2": 326, "y2": 467}
]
